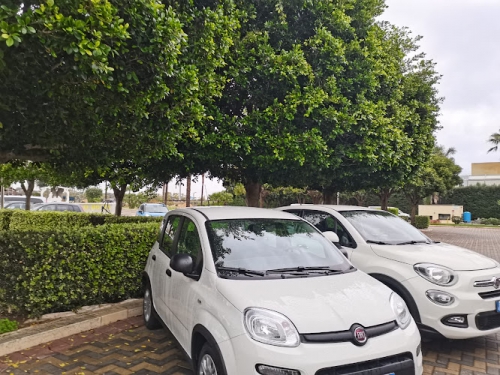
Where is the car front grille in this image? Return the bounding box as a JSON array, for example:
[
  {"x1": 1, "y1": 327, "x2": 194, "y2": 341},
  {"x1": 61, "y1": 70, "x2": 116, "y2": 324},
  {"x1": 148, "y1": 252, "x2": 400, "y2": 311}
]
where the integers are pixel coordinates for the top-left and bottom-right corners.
[
  {"x1": 478, "y1": 290, "x2": 500, "y2": 299},
  {"x1": 315, "y1": 352, "x2": 414, "y2": 375},
  {"x1": 476, "y1": 311, "x2": 500, "y2": 330},
  {"x1": 301, "y1": 321, "x2": 398, "y2": 345}
]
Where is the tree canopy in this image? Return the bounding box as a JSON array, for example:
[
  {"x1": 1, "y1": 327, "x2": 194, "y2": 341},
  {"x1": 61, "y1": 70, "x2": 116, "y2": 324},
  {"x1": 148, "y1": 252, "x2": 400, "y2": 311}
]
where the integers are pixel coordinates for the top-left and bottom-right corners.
[{"x1": 1, "y1": 0, "x2": 444, "y2": 213}]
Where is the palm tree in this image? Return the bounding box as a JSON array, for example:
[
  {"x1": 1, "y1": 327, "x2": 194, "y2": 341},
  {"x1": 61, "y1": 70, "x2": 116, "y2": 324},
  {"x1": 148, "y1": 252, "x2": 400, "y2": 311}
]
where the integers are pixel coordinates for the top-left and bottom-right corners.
[{"x1": 488, "y1": 130, "x2": 500, "y2": 153}]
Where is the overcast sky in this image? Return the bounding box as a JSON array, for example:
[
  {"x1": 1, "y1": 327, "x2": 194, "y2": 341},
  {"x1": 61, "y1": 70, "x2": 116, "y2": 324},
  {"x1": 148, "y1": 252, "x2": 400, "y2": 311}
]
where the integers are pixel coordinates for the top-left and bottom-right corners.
[
  {"x1": 174, "y1": 1, "x2": 500, "y2": 197},
  {"x1": 382, "y1": 0, "x2": 500, "y2": 175}
]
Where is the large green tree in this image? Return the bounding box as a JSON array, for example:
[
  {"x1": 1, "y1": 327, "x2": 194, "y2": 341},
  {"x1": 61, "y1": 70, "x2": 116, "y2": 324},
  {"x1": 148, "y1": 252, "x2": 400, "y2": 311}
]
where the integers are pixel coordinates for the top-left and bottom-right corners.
[
  {"x1": 403, "y1": 145, "x2": 462, "y2": 224},
  {"x1": 0, "y1": 0, "x2": 238, "y2": 169},
  {"x1": 309, "y1": 24, "x2": 442, "y2": 207}
]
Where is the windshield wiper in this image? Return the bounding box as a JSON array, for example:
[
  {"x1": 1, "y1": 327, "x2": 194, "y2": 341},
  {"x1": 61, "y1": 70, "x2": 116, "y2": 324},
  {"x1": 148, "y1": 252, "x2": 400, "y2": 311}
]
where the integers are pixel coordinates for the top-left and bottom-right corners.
[
  {"x1": 216, "y1": 266, "x2": 266, "y2": 277},
  {"x1": 366, "y1": 240, "x2": 391, "y2": 245},
  {"x1": 395, "y1": 240, "x2": 429, "y2": 245},
  {"x1": 266, "y1": 266, "x2": 344, "y2": 275}
]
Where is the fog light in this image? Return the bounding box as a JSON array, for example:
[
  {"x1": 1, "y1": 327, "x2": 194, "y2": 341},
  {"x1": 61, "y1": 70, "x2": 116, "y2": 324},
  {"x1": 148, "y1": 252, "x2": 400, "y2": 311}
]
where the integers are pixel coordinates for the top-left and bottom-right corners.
[
  {"x1": 426, "y1": 290, "x2": 455, "y2": 305},
  {"x1": 441, "y1": 315, "x2": 468, "y2": 328},
  {"x1": 256, "y1": 364, "x2": 301, "y2": 375}
]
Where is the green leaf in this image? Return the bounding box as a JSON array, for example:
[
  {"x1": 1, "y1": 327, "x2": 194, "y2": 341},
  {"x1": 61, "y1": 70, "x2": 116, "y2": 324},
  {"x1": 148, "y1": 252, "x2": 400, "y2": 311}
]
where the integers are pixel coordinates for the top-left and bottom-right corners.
[
  {"x1": 47, "y1": 0, "x2": 54, "y2": 6},
  {"x1": 6, "y1": 37, "x2": 14, "y2": 47}
]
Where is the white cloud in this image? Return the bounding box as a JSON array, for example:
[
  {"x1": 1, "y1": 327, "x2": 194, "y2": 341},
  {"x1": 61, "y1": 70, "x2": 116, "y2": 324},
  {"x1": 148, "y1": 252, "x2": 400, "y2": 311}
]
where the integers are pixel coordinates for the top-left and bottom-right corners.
[{"x1": 382, "y1": 0, "x2": 500, "y2": 174}]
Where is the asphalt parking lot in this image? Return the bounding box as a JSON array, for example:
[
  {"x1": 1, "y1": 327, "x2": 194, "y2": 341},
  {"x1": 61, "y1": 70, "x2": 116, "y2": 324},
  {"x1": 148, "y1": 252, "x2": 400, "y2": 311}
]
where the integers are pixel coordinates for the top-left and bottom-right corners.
[{"x1": 2, "y1": 225, "x2": 500, "y2": 375}]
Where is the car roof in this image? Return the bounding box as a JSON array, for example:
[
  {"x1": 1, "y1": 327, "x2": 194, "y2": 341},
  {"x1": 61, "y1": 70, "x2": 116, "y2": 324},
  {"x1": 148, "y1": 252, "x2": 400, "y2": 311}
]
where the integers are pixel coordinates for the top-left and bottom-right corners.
[
  {"x1": 173, "y1": 206, "x2": 299, "y2": 221},
  {"x1": 286, "y1": 204, "x2": 380, "y2": 212},
  {"x1": 144, "y1": 203, "x2": 165, "y2": 206}
]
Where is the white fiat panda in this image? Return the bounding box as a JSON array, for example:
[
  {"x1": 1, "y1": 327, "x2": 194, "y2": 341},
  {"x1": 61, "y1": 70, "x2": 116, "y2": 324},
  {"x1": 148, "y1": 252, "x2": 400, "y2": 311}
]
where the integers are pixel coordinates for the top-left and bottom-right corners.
[{"x1": 142, "y1": 207, "x2": 422, "y2": 375}]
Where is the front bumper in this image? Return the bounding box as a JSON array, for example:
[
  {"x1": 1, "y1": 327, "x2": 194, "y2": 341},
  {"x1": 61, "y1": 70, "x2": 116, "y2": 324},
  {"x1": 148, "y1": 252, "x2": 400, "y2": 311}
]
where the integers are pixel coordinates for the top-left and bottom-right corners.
[
  {"x1": 220, "y1": 320, "x2": 422, "y2": 375},
  {"x1": 403, "y1": 268, "x2": 500, "y2": 339}
]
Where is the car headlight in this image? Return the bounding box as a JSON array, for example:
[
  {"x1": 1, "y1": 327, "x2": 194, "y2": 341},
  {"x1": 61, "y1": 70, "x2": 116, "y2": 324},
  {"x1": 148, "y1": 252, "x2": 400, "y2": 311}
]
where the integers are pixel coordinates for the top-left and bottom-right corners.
[
  {"x1": 390, "y1": 293, "x2": 411, "y2": 330},
  {"x1": 414, "y1": 263, "x2": 458, "y2": 286},
  {"x1": 244, "y1": 308, "x2": 300, "y2": 347}
]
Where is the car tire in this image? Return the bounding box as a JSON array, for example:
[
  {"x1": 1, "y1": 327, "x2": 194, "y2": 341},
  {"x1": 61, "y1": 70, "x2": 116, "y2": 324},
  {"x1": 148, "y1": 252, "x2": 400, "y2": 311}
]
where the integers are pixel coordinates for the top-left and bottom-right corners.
[
  {"x1": 196, "y1": 342, "x2": 227, "y2": 375},
  {"x1": 143, "y1": 284, "x2": 162, "y2": 330}
]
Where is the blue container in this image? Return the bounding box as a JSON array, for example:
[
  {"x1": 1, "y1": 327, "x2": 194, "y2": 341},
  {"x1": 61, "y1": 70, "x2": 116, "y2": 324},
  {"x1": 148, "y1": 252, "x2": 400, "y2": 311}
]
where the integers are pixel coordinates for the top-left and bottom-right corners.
[{"x1": 463, "y1": 211, "x2": 472, "y2": 223}]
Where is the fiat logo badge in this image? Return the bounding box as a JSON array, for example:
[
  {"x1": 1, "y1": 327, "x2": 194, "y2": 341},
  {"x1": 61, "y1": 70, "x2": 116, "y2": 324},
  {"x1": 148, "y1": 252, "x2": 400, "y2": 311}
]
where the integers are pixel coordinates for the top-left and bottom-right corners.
[{"x1": 352, "y1": 325, "x2": 368, "y2": 346}]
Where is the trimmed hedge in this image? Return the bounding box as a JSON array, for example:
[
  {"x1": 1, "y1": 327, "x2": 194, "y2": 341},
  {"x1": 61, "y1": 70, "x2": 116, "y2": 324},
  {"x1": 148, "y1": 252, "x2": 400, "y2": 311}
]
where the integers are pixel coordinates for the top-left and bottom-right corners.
[
  {"x1": 415, "y1": 216, "x2": 430, "y2": 229},
  {"x1": 0, "y1": 223, "x2": 158, "y2": 317},
  {"x1": 3, "y1": 210, "x2": 162, "y2": 231},
  {"x1": 441, "y1": 185, "x2": 500, "y2": 219},
  {"x1": 387, "y1": 207, "x2": 399, "y2": 216},
  {"x1": 0, "y1": 210, "x2": 13, "y2": 231}
]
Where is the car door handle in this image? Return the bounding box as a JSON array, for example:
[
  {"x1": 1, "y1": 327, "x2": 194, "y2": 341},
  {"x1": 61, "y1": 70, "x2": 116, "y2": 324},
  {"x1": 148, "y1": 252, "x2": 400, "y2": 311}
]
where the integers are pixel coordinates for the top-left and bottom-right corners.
[
  {"x1": 152, "y1": 255, "x2": 156, "y2": 261},
  {"x1": 166, "y1": 269, "x2": 172, "y2": 277}
]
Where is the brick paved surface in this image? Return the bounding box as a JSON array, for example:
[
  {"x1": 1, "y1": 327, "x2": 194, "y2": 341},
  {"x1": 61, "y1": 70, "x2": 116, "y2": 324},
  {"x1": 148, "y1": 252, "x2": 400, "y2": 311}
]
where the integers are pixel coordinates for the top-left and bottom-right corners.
[
  {"x1": 2, "y1": 226, "x2": 500, "y2": 374},
  {"x1": 423, "y1": 226, "x2": 500, "y2": 262}
]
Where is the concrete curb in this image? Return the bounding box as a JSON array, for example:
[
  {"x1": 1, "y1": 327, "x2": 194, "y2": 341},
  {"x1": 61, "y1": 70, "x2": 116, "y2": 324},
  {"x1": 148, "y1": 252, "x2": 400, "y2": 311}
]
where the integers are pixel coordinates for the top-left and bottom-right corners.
[{"x1": 0, "y1": 299, "x2": 143, "y2": 358}]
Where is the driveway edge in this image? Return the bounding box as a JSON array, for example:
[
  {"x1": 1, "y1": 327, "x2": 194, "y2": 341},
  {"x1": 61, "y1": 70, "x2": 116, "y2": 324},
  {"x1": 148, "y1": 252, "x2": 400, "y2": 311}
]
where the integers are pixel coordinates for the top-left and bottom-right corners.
[{"x1": 0, "y1": 299, "x2": 143, "y2": 358}]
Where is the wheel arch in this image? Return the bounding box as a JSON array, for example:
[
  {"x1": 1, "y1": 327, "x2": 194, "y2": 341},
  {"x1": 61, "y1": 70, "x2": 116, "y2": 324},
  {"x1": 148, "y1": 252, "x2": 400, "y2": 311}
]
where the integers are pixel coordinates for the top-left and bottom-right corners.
[
  {"x1": 370, "y1": 273, "x2": 421, "y2": 323},
  {"x1": 191, "y1": 324, "x2": 228, "y2": 372}
]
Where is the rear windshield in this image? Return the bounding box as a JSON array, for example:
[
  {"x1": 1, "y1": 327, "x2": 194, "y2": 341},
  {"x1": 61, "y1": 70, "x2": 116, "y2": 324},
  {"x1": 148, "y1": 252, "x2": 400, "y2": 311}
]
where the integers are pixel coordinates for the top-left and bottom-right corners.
[
  {"x1": 145, "y1": 205, "x2": 168, "y2": 213},
  {"x1": 206, "y1": 219, "x2": 350, "y2": 272}
]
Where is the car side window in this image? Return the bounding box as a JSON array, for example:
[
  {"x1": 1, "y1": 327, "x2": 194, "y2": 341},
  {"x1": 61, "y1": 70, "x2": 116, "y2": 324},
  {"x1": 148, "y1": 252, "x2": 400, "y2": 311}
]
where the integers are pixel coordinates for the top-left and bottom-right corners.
[
  {"x1": 160, "y1": 216, "x2": 181, "y2": 257},
  {"x1": 284, "y1": 209, "x2": 302, "y2": 218},
  {"x1": 302, "y1": 211, "x2": 331, "y2": 232},
  {"x1": 176, "y1": 218, "x2": 203, "y2": 275},
  {"x1": 303, "y1": 211, "x2": 356, "y2": 248}
]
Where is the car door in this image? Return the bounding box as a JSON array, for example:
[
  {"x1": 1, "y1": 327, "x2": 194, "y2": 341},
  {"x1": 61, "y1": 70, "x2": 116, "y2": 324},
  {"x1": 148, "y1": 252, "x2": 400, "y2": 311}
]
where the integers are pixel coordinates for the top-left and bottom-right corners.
[
  {"x1": 151, "y1": 215, "x2": 181, "y2": 328},
  {"x1": 167, "y1": 215, "x2": 205, "y2": 352}
]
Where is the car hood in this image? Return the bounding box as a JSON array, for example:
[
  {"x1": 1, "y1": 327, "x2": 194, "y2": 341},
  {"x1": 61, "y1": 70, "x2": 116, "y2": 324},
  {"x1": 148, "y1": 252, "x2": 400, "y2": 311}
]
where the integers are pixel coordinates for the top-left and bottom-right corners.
[
  {"x1": 216, "y1": 271, "x2": 395, "y2": 334},
  {"x1": 370, "y1": 242, "x2": 497, "y2": 271}
]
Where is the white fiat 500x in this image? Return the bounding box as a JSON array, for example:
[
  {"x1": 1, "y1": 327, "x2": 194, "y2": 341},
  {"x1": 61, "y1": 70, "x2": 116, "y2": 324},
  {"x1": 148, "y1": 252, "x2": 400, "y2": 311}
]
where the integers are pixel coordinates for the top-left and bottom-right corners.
[
  {"x1": 277, "y1": 205, "x2": 500, "y2": 340},
  {"x1": 142, "y1": 207, "x2": 422, "y2": 375}
]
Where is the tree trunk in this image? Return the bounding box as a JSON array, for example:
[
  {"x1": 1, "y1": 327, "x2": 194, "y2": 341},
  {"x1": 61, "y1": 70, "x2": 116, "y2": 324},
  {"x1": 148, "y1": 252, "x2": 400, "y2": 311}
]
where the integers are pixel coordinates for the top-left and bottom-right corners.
[
  {"x1": 322, "y1": 186, "x2": 336, "y2": 204},
  {"x1": 163, "y1": 182, "x2": 168, "y2": 205},
  {"x1": 21, "y1": 179, "x2": 35, "y2": 210},
  {"x1": 244, "y1": 181, "x2": 262, "y2": 207},
  {"x1": 112, "y1": 184, "x2": 127, "y2": 216},
  {"x1": 378, "y1": 188, "x2": 393, "y2": 211},
  {"x1": 410, "y1": 204, "x2": 418, "y2": 226},
  {"x1": 307, "y1": 190, "x2": 323, "y2": 204},
  {"x1": 186, "y1": 175, "x2": 191, "y2": 207}
]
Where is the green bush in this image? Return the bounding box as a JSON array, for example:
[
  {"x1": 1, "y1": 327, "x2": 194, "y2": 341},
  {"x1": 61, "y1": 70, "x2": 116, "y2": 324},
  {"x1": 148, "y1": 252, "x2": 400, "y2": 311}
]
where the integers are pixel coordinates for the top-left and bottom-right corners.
[
  {"x1": 387, "y1": 207, "x2": 399, "y2": 216},
  {"x1": 0, "y1": 210, "x2": 13, "y2": 231},
  {"x1": 452, "y1": 216, "x2": 461, "y2": 224},
  {"x1": 415, "y1": 216, "x2": 430, "y2": 229},
  {"x1": 9, "y1": 211, "x2": 93, "y2": 230},
  {"x1": 0, "y1": 223, "x2": 158, "y2": 317},
  {"x1": 483, "y1": 218, "x2": 500, "y2": 226},
  {"x1": 104, "y1": 215, "x2": 162, "y2": 224},
  {"x1": 0, "y1": 318, "x2": 18, "y2": 334},
  {"x1": 441, "y1": 185, "x2": 500, "y2": 219},
  {"x1": 7, "y1": 211, "x2": 162, "y2": 231}
]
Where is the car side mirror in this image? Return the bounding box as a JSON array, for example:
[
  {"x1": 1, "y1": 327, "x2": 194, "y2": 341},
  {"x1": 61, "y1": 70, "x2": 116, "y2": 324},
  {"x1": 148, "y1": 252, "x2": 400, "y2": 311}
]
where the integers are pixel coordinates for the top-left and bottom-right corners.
[
  {"x1": 138, "y1": 210, "x2": 143, "y2": 214},
  {"x1": 323, "y1": 231, "x2": 340, "y2": 244},
  {"x1": 170, "y1": 253, "x2": 194, "y2": 275}
]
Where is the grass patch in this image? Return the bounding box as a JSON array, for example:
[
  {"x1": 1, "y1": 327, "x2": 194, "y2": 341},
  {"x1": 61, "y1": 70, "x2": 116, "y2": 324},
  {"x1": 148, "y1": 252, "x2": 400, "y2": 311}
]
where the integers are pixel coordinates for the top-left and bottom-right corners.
[{"x1": 0, "y1": 318, "x2": 18, "y2": 334}]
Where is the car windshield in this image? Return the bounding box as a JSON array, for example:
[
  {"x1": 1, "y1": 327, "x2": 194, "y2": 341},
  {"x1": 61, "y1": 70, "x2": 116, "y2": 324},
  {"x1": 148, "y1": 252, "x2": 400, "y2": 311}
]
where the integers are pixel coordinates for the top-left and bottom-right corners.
[
  {"x1": 340, "y1": 210, "x2": 431, "y2": 245},
  {"x1": 144, "y1": 205, "x2": 168, "y2": 213},
  {"x1": 206, "y1": 219, "x2": 351, "y2": 274}
]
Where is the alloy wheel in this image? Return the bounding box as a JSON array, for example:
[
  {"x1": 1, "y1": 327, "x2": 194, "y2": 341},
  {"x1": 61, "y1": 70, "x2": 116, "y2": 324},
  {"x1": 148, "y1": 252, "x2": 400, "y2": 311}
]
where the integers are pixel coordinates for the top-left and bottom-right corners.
[
  {"x1": 143, "y1": 288, "x2": 152, "y2": 322},
  {"x1": 199, "y1": 354, "x2": 218, "y2": 375}
]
